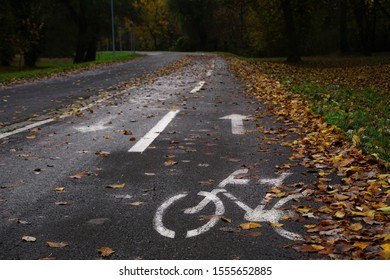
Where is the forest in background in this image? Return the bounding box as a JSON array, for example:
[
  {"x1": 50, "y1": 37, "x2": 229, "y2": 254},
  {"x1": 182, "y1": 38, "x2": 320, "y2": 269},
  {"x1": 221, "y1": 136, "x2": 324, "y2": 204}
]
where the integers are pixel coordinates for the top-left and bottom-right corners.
[{"x1": 0, "y1": 0, "x2": 390, "y2": 66}]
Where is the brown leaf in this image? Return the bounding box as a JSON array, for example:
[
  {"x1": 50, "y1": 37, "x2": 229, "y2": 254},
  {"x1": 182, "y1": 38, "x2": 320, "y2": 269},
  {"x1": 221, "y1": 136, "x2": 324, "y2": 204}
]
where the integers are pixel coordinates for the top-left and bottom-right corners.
[
  {"x1": 199, "y1": 179, "x2": 215, "y2": 186},
  {"x1": 349, "y1": 223, "x2": 363, "y2": 232},
  {"x1": 123, "y1": 130, "x2": 133, "y2": 135},
  {"x1": 164, "y1": 160, "x2": 178, "y2": 166},
  {"x1": 70, "y1": 171, "x2": 90, "y2": 179},
  {"x1": 98, "y1": 247, "x2": 115, "y2": 257}
]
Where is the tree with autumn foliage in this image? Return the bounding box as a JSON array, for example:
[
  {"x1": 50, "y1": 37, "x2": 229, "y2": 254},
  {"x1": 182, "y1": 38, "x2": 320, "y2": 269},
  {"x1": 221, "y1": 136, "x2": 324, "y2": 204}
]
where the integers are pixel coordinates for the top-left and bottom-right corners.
[{"x1": 131, "y1": 0, "x2": 177, "y2": 50}]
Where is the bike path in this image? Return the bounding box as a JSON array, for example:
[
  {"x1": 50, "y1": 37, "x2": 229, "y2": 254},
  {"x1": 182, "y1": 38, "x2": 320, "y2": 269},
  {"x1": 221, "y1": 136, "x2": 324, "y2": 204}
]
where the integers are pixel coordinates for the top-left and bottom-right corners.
[{"x1": 0, "y1": 54, "x2": 321, "y2": 259}]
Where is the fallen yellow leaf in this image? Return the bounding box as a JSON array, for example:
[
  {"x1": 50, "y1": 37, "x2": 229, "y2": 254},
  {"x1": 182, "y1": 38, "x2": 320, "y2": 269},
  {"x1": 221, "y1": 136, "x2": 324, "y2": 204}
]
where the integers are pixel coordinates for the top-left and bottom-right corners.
[
  {"x1": 311, "y1": 244, "x2": 325, "y2": 251},
  {"x1": 334, "y1": 211, "x2": 346, "y2": 219},
  {"x1": 106, "y1": 183, "x2": 126, "y2": 189},
  {"x1": 240, "y1": 222, "x2": 262, "y2": 230},
  {"x1": 128, "y1": 201, "x2": 144, "y2": 206},
  {"x1": 47, "y1": 242, "x2": 68, "y2": 248},
  {"x1": 270, "y1": 222, "x2": 284, "y2": 227},
  {"x1": 354, "y1": 242, "x2": 371, "y2": 250},
  {"x1": 381, "y1": 244, "x2": 390, "y2": 251}
]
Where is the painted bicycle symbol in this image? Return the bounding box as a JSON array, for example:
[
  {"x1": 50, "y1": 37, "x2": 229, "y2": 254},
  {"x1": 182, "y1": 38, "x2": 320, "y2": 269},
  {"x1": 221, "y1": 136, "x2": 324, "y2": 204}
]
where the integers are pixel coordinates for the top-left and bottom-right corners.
[{"x1": 154, "y1": 169, "x2": 304, "y2": 241}]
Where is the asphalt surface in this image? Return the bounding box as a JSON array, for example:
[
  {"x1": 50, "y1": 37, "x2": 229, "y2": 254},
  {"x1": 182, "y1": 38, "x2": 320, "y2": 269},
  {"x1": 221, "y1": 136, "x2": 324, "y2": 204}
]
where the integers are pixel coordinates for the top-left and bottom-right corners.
[{"x1": 0, "y1": 52, "x2": 322, "y2": 260}]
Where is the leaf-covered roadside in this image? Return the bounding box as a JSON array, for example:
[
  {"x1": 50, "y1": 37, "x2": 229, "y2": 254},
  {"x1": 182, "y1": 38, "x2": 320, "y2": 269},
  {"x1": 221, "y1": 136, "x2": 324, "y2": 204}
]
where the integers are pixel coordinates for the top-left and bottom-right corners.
[
  {"x1": 248, "y1": 57, "x2": 390, "y2": 162},
  {"x1": 228, "y1": 57, "x2": 390, "y2": 259}
]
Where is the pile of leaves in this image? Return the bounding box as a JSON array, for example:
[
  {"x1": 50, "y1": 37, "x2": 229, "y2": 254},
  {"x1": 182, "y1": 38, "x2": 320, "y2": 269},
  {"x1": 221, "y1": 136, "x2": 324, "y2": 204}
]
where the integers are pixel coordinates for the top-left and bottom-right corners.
[{"x1": 228, "y1": 56, "x2": 390, "y2": 260}]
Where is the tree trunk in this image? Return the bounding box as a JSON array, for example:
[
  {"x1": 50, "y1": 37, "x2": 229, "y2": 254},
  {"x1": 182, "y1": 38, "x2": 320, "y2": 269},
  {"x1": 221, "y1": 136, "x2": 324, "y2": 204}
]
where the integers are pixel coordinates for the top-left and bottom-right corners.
[
  {"x1": 353, "y1": 0, "x2": 374, "y2": 56},
  {"x1": 280, "y1": 0, "x2": 301, "y2": 62},
  {"x1": 339, "y1": 0, "x2": 349, "y2": 53}
]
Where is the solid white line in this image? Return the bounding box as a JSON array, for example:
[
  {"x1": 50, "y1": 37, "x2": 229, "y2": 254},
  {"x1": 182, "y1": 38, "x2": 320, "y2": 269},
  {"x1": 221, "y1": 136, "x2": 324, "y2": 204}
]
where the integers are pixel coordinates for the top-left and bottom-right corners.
[
  {"x1": 129, "y1": 109, "x2": 180, "y2": 153},
  {"x1": 0, "y1": 118, "x2": 54, "y2": 140},
  {"x1": 0, "y1": 93, "x2": 117, "y2": 140},
  {"x1": 190, "y1": 81, "x2": 205, "y2": 93}
]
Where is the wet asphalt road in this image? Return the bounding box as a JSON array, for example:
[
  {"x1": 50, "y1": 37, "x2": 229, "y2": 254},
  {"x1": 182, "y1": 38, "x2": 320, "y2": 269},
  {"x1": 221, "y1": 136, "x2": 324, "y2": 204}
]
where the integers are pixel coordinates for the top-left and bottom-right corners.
[{"x1": 0, "y1": 52, "x2": 320, "y2": 260}]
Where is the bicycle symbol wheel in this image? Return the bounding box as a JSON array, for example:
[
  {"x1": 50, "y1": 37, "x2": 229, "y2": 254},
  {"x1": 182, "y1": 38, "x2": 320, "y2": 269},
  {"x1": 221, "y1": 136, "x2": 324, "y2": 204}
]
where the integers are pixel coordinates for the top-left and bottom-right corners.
[{"x1": 153, "y1": 190, "x2": 303, "y2": 241}]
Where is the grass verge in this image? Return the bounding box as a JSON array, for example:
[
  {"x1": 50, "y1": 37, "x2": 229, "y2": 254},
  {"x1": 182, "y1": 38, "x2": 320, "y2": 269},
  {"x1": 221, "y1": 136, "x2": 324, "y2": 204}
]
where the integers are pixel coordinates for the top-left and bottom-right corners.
[
  {"x1": 242, "y1": 56, "x2": 389, "y2": 162},
  {"x1": 0, "y1": 51, "x2": 140, "y2": 86}
]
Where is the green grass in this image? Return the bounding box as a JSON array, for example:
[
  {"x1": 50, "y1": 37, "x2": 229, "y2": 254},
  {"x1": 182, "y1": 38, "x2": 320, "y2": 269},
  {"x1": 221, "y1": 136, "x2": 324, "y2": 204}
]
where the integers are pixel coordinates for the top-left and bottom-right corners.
[
  {"x1": 286, "y1": 80, "x2": 389, "y2": 162},
  {"x1": 0, "y1": 51, "x2": 140, "y2": 85}
]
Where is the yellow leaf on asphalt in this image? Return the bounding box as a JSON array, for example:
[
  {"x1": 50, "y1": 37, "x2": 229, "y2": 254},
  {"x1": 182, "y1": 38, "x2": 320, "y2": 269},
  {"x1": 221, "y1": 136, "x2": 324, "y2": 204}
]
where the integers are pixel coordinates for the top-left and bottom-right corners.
[
  {"x1": 47, "y1": 242, "x2": 68, "y2": 248},
  {"x1": 270, "y1": 223, "x2": 284, "y2": 227},
  {"x1": 98, "y1": 247, "x2": 115, "y2": 257},
  {"x1": 240, "y1": 222, "x2": 262, "y2": 230},
  {"x1": 55, "y1": 187, "x2": 65, "y2": 192},
  {"x1": 106, "y1": 183, "x2": 125, "y2": 189},
  {"x1": 128, "y1": 201, "x2": 144, "y2": 206},
  {"x1": 26, "y1": 135, "x2": 36, "y2": 139},
  {"x1": 296, "y1": 206, "x2": 311, "y2": 214}
]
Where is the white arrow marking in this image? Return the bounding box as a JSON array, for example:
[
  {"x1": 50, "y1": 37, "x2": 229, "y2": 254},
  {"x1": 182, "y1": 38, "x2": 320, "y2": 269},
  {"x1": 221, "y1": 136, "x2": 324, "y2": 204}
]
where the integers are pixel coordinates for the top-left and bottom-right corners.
[
  {"x1": 129, "y1": 110, "x2": 180, "y2": 153},
  {"x1": 220, "y1": 114, "x2": 249, "y2": 135},
  {"x1": 75, "y1": 117, "x2": 113, "y2": 133}
]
